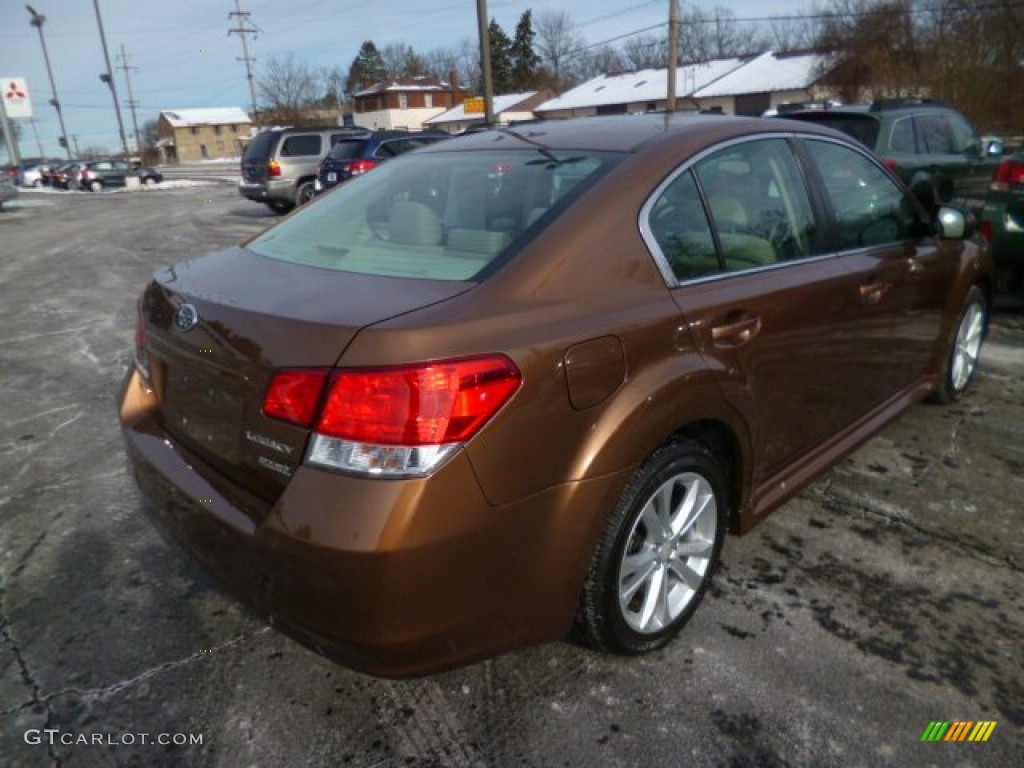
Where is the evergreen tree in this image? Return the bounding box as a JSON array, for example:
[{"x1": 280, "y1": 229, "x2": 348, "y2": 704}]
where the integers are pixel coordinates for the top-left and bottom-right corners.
[
  {"x1": 488, "y1": 19, "x2": 514, "y2": 93},
  {"x1": 510, "y1": 10, "x2": 542, "y2": 90},
  {"x1": 346, "y1": 41, "x2": 386, "y2": 95}
]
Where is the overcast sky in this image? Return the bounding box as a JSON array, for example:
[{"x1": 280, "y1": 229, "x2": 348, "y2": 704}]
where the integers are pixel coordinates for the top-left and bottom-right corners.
[{"x1": 1, "y1": 0, "x2": 812, "y2": 158}]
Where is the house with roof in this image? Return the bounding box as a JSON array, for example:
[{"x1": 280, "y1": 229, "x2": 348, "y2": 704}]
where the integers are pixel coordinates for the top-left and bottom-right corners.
[
  {"x1": 423, "y1": 90, "x2": 555, "y2": 133},
  {"x1": 691, "y1": 51, "x2": 833, "y2": 116},
  {"x1": 155, "y1": 107, "x2": 252, "y2": 163},
  {"x1": 534, "y1": 59, "x2": 746, "y2": 119},
  {"x1": 352, "y1": 77, "x2": 470, "y2": 131}
]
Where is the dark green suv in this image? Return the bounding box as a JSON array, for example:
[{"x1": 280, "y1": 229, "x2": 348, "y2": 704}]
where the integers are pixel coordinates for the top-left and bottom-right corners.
[{"x1": 778, "y1": 99, "x2": 1003, "y2": 212}]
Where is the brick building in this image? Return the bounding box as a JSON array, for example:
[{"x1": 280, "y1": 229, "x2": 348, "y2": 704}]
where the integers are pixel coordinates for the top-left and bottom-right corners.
[{"x1": 155, "y1": 107, "x2": 252, "y2": 163}]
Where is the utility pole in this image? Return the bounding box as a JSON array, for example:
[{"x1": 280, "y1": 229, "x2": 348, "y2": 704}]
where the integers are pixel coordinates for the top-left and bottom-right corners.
[
  {"x1": 476, "y1": 0, "x2": 494, "y2": 125},
  {"x1": 118, "y1": 45, "x2": 142, "y2": 155},
  {"x1": 26, "y1": 4, "x2": 72, "y2": 160},
  {"x1": 228, "y1": 0, "x2": 259, "y2": 122},
  {"x1": 92, "y1": 0, "x2": 130, "y2": 157},
  {"x1": 667, "y1": 0, "x2": 680, "y2": 113}
]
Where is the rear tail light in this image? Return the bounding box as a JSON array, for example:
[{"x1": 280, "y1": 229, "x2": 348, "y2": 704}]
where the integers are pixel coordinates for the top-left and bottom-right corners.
[
  {"x1": 990, "y1": 158, "x2": 1024, "y2": 192},
  {"x1": 980, "y1": 220, "x2": 992, "y2": 243},
  {"x1": 263, "y1": 369, "x2": 329, "y2": 427},
  {"x1": 347, "y1": 159, "x2": 378, "y2": 176},
  {"x1": 264, "y1": 356, "x2": 522, "y2": 477},
  {"x1": 881, "y1": 158, "x2": 899, "y2": 172},
  {"x1": 268, "y1": 159, "x2": 282, "y2": 177}
]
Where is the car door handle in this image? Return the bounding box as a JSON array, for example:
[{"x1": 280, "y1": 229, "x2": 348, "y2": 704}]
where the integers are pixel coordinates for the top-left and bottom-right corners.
[
  {"x1": 859, "y1": 279, "x2": 890, "y2": 303},
  {"x1": 712, "y1": 312, "x2": 762, "y2": 347}
]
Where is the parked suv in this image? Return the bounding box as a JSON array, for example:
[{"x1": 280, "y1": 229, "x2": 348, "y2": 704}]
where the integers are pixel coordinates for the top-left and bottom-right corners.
[
  {"x1": 777, "y1": 99, "x2": 1003, "y2": 212},
  {"x1": 313, "y1": 130, "x2": 450, "y2": 195},
  {"x1": 239, "y1": 126, "x2": 368, "y2": 213}
]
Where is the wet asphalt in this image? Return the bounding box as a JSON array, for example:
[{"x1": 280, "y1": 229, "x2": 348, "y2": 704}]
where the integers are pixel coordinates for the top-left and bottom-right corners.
[{"x1": 1, "y1": 182, "x2": 1021, "y2": 767}]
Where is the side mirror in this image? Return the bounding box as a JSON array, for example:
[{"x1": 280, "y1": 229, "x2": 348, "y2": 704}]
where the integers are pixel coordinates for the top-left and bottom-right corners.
[{"x1": 935, "y1": 205, "x2": 975, "y2": 240}]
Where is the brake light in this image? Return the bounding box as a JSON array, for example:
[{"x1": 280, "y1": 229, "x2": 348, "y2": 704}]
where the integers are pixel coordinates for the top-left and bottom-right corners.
[
  {"x1": 264, "y1": 369, "x2": 330, "y2": 427},
  {"x1": 991, "y1": 157, "x2": 1024, "y2": 192},
  {"x1": 268, "y1": 159, "x2": 282, "y2": 177},
  {"x1": 347, "y1": 159, "x2": 378, "y2": 176},
  {"x1": 881, "y1": 158, "x2": 899, "y2": 172},
  {"x1": 298, "y1": 356, "x2": 522, "y2": 477},
  {"x1": 980, "y1": 220, "x2": 992, "y2": 243},
  {"x1": 318, "y1": 356, "x2": 521, "y2": 445}
]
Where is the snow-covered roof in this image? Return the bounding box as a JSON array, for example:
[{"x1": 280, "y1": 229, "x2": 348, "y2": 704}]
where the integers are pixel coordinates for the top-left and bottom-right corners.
[
  {"x1": 354, "y1": 78, "x2": 461, "y2": 97},
  {"x1": 536, "y1": 59, "x2": 746, "y2": 112},
  {"x1": 424, "y1": 92, "x2": 541, "y2": 125},
  {"x1": 160, "y1": 107, "x2": 251, "y2": 127},
  {"x1": 693, "y1": 51, "x2": 829, "y2": 98}
]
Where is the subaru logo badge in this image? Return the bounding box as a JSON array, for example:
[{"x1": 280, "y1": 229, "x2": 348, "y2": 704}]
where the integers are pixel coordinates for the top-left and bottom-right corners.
[{"x1": 174, "y1": 303, "x2": 199, "y2": 332}]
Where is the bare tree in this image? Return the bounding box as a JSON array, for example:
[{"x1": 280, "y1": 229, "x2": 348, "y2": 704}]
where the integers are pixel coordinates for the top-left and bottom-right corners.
[
  {"x1": 535, "y1": 10, "x2": 585, "y2": 90},
  {"x1": 257, "y1": 53, "x2": 321, "y2": 122},
  {"x1": 574, "y1": 45, "x2": 626, "y2": 82},
  {"x1": 380, "y1": 42, "x2": 428, "y2": 81},
  {"x1": 623, "y1": 35, "x2": 667, "y2": 71},
  {"x1": 320, "y1": 65, "x2": 347, "y2": 109},
  {"x1": 422, "y1": 47, "x2": 462, "y2": 83}
]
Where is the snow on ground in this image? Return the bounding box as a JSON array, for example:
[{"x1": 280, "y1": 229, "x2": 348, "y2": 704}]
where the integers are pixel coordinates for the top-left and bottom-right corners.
[{"x1": 20, "y1": 179, "x2": 221, "y2": 195}]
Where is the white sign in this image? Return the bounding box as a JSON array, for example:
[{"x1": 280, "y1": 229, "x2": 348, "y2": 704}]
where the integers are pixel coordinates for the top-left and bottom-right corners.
[{"x1": 1, "y1": 77, "x2": 34, "y2": 119}]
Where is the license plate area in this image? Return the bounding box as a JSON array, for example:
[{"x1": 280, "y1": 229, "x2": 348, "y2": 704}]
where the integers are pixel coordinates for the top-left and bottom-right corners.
[
  {"x1": 164, "y1": 366, "x2": 244, "y2": 463},
  {"x1": 327, "y1": 172, "x2": 337, "y2": 183}
]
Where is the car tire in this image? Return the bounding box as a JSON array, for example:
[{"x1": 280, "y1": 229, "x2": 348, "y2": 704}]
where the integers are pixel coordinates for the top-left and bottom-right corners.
[
  {"x1": 143, "y1": 177, "x2": 157, "y2": 187},
  {"x1": 296, "y1": 181, "x2": 315, "y2": 206},
  {"x1": 577, "y1": 438, "x2": 728, "y2": 654},
  {"x1": 267, "y1": 200, "x2": 294, "y2": 215},
  {"x1": 931, "y1": 285, "x2": 987, "y2": 404},
  {"x1": 89, "y1": 180, "x2": 103, "y2": 193}
]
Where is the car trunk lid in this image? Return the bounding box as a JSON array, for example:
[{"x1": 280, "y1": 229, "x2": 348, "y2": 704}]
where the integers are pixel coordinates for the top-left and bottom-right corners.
[{"x1": 140, "y1": 246, "x2": 472, "y2": 501}]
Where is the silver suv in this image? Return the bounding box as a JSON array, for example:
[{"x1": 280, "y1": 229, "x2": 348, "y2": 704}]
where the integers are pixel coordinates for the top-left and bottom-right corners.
[{"x1": 239, "y1": 126, "x2": 368, "y2": 214}]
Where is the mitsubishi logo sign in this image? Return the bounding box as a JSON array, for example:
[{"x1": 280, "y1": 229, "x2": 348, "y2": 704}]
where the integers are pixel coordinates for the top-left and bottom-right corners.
[{"x1": 1, "y1": 77, "x2": 34, "y2": 119}]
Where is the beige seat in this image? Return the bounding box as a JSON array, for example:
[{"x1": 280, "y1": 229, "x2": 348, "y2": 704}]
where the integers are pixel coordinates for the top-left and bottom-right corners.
[{"x1": 390, "y1": 201, "x2": 443, "y2": 246}]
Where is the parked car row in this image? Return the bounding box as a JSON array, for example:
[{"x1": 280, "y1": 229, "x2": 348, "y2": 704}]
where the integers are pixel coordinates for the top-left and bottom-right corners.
[
  {"x1": 239, "y1": 126, "x2": 450, "y2": 213},
  {"x1": 19, "y1": 159, "x2": 163, "y2": 191}
]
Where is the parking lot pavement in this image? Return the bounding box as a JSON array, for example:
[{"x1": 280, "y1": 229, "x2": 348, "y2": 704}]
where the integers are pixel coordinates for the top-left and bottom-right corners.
[{"x1": 1, "y1": 187, "x2": 1021, "y2": 767}]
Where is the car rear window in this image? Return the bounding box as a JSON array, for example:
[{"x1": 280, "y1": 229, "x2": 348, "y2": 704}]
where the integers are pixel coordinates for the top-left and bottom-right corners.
[
  {"x1": 784, "y1": 113, "x2": 880, "y2": 150},
  {"x1": 242, "y1": 131, "x2": 278, "y2": 162},
  {"x1": 328, "y1": 140, "x2": 368, "y2": 160},
  {"x1": 248, "y1": 149, "x2": 619, "y2": 281}
]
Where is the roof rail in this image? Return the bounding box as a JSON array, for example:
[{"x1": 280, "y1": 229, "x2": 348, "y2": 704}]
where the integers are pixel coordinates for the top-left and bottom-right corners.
[{"x1": 869, "y1": 97, "x2": 949, "y2": 112}]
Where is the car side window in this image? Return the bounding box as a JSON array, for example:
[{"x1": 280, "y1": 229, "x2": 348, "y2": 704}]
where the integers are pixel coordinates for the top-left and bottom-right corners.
[
  {"x1": 890, "y1": 117, "x2": 916, "y2": 153},
  {"x1": 947, "y1": 113, "x2": 980, "y2": 155},
  {"x1": 648, "y1": 170, "x2": 721, "y2": 281},
  {"x1": 694, "y1": 138, "x2": 821, "y2": 269},
  {"x1": 280, "y1": 135, "x2": 321, "y2": 157},
  {"x1": 916, "y1": 114, "x2": 955, "y2": 154},
  {"x1": 804, "y1": 139, "x2": 917, "y2": 249}
]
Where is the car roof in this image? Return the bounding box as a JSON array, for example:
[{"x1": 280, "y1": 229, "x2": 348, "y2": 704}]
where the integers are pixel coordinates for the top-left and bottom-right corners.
[{"x1": 420, "y1": 113, "x2": 850, "y2": 155}]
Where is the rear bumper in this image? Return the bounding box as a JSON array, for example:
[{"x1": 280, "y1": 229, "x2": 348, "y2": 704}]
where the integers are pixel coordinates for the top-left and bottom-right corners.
[
  {"x1": 239, "y1": 178, "x2": 292, "y2": 204},
  {"x1": 118, "y1": 368, "x2": 625, "y2": 677}
]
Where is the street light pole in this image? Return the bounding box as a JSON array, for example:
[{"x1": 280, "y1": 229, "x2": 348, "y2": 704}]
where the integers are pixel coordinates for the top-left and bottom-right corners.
[
  {"x1": 91, "y1": 0, "x2": 130, "y2": 157},
  {"x1": 26, "y1": 4, "x2": 72, "y2": 160}
]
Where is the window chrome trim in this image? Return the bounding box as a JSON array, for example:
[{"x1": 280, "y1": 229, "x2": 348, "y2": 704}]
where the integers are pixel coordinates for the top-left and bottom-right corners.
[{"x1": 638, "y1": 131, "x2": 918, "y2": 289}]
